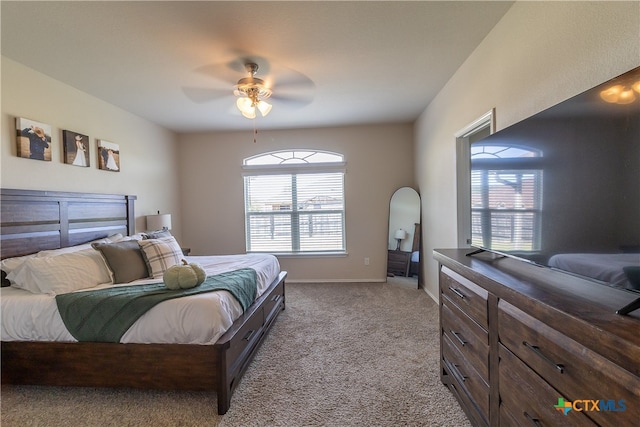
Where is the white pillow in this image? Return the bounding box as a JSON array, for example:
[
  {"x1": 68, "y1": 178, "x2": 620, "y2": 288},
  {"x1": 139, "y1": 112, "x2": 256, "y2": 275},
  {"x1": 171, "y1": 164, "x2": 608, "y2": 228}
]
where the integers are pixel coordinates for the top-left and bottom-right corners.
[
  {"x1": 7, "y1": 248, "x2": 112, "y2": 295},
  {"x1": 1, "y1": 234, "x2": 123, "y2": 277},
  {"x1": 1, "y1": 253, "x2": 37, "y2": 275},
  {"x1": 138, "y1": 236, "x2": 184, "y2": 279},
  {"x1": 36, "y1": 235, "x2": 124, "y2": 258}
]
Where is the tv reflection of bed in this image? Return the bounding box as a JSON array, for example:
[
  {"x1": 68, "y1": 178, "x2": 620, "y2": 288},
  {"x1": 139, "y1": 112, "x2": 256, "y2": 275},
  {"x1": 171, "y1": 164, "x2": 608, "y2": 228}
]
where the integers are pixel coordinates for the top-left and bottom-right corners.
[{"x1": 548, "y1": 253, "x2": 640, "y2": 290}]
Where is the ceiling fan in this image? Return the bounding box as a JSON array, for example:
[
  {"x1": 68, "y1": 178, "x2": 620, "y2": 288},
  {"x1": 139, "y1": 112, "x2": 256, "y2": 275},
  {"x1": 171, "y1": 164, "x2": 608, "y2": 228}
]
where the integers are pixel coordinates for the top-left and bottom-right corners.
[{"x1": 183, "y1": 56, "x2": 315, "y2": 119}]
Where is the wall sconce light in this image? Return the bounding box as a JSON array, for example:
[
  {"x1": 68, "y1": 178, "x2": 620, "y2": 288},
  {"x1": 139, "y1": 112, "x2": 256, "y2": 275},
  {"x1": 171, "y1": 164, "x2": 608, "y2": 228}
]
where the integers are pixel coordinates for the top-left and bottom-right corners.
[
  {"x1": 394, "y1": 228, "x2": 407, "y2": 251},
  {"x1": 146, "y1": 212, "x2": 172, "y2": 231}
]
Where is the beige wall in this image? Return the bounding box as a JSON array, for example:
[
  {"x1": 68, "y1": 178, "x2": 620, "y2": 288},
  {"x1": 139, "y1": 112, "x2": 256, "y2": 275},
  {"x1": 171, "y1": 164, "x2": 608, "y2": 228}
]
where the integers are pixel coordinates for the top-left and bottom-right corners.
[
  {"x1": 415, "y1": 1, "x2": 640, "y2": 300},
  {"x1": 1, "y1": 57, "x2": 182, "y2": 239},
  {"x1": 177, "y1": 124, "x2": 415, "y2": 282}
]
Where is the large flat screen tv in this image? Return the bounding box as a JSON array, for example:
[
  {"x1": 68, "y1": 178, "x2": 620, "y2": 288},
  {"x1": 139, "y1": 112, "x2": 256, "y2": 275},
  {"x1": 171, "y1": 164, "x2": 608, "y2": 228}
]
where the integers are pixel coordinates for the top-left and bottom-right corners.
[{"x1": 469, "y1": 66, "x2": 640, "y2": 314}]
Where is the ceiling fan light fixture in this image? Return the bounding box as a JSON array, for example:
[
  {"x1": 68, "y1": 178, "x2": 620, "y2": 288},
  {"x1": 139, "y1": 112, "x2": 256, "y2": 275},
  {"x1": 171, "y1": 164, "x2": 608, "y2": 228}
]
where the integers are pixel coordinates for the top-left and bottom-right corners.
[
  {"x1": 235, "y1": 62, "x2": 273, "y2": 119},
  {"x1": 257, "y1": 100, "x2": 272, "y2": 116},
  {"x1": 236, "y1": 97, "x2": 256, "y2": 118}
]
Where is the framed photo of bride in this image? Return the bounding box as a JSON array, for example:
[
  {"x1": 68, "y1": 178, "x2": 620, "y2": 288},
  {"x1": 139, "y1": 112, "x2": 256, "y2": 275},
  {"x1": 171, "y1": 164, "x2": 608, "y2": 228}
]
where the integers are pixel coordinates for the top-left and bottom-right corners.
[
  {"x1": 62, "y1": 130, "x2": 90, "y2": 167},
  {"x1": 97, "y1": 139, "x2": 120, "y2": 172}
]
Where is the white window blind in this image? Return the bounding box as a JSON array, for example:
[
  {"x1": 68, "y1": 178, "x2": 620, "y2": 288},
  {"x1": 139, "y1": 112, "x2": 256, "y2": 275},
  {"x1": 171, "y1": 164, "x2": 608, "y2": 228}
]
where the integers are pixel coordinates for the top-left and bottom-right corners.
[
  {"x1": 471, "y1": 169, "x2": 542, "y2": 251},
  {"x1": 470, "y1": 144, "x2": 543, "y2": 252},
  {"x1": 243, "y1": 151, "x2": 346, "y2": 254}
]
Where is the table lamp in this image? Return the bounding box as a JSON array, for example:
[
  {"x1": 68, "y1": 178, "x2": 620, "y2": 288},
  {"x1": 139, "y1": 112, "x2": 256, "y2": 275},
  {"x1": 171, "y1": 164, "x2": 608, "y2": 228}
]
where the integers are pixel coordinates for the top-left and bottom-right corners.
[{"x1": 394, "y1": 229, "x2": 407, "y2": 251}]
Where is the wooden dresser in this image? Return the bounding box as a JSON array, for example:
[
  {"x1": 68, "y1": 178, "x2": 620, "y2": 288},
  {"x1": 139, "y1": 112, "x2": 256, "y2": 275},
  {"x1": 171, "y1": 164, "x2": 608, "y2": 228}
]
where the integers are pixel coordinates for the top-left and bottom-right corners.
[{"x1": 434, "y1": 249, "x2": 640, "y2": 427}]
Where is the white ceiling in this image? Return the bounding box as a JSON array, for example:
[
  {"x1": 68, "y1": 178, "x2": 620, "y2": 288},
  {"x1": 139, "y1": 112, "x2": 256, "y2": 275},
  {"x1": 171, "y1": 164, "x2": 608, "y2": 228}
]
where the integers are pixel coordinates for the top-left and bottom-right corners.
[{"x1": 1, "y1": 1, "x2": 513, "y2": 133}]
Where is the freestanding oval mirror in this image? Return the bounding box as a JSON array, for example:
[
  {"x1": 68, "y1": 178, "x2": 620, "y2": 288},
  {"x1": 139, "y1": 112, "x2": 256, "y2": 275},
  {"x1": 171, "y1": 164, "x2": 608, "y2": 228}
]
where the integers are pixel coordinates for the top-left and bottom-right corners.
[{"x1": 387, "y1": 187, "x2": 421, "y2": 288}]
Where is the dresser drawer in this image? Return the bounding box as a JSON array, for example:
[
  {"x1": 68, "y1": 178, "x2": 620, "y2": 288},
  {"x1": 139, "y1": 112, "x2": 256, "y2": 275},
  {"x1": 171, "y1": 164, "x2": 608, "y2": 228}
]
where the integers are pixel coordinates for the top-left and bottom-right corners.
[
  {"x1": 442, "y1": 332, "x2": 489, "y2": 422},
  {"x1": 440, "y1": 267, "x2": 488, "y2": 329},
  {"x1": 441, "y1": 300, "x2": 489, "y2": 383},
  {"x1": 498, "y1": 300, "x2": 640, "y2": 427},
  {"x1": 499, "y1": 344, "x2": 597, "y2": 427}
]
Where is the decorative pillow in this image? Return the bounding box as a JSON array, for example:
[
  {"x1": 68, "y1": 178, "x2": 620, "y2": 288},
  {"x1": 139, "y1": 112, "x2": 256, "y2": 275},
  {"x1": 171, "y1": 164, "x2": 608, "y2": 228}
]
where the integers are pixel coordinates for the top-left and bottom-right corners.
[
  {"x1": 6, "y1": 248, "x2": 112, "y2": 295},
  {"x1": 138, "y1": 236, "x2": 184, "y2": 279},
  {"x1": 143, "y1": 229, "x2": 173, "y2": 240},
  {"x1": 92, "y1": 240, "x2": 149, "y2": 284}
]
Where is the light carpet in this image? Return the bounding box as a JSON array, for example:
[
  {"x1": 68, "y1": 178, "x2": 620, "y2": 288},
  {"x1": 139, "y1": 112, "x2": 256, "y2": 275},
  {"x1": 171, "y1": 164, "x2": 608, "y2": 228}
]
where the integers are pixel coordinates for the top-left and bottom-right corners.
[{"x1": 1, "y1": 282, "x2": 471, "y2": 426}]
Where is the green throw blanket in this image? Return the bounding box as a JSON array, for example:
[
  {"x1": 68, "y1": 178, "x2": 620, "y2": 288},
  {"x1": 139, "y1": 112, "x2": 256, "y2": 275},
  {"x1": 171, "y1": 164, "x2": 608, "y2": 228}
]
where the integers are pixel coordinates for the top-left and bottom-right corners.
[{"x1": 56, "y1": 268, "x2": 257, "y2": 343}]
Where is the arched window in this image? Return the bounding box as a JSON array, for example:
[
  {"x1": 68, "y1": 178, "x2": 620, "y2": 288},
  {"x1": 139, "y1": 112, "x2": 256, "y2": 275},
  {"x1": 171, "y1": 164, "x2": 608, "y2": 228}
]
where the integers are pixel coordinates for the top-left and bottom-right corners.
[
  {"x1": 470, "y1": 143, "x2": 543, "y2": 252},
  {"x1": 243, "y1": 150, "x2": 346, "y2": 254}
]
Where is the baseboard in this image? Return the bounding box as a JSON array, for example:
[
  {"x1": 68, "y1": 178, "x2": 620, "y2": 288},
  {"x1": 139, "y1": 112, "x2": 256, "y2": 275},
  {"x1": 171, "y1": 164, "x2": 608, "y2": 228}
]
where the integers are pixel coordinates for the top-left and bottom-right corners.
[{"x1": 424, "y1": 287, "x2": 439, "y2": 303}]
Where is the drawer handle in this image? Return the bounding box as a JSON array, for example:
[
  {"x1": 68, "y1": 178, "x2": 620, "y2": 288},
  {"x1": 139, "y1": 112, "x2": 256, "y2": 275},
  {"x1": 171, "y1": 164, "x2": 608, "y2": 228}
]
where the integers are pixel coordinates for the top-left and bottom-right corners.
[
  {"x1": 451, "y1": 363, "x2": 468, "y2": 383},
  {"x1": 450, "y1": 330, "x2": 468, "y2": 346},
  {"x1": 243, "y1": 329, "x2": 256, "y2": 342},
  {"x1": 523, "y1": 411, "x2": 542, "y2": 426},
  {"x1": 270, "y1": 294, "x2": 282, "y2": 303},
  {"x1": 523, "y1": 341, "x2": 564, "y2": 374},
  {"x1": 449, "y1": 287, "x2": 465, "y2": 299}
]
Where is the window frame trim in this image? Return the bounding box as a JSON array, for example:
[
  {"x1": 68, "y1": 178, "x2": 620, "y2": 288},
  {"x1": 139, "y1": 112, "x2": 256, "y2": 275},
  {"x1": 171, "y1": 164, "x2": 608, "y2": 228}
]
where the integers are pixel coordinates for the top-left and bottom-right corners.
[
  {"x1": 242, "y1": 162, "x2": 346, "y2": 176},
  {"x1": 243, "y1": 151, "x2": 346, "y2": 255}
]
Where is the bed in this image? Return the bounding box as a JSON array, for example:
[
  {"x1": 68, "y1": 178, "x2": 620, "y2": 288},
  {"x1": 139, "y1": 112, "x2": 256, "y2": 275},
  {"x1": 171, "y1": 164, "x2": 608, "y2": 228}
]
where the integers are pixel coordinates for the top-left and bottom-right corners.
[{"x1": 0, "y1": 188, "x2": 286, "y2": 415}]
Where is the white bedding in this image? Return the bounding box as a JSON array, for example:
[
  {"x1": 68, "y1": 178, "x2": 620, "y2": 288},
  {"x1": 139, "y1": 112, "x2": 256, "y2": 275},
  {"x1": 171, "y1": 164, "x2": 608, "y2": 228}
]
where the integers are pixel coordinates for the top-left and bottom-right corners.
[
  {"x1": 1, "y1": 254, "x2": 280, "y2": 345},
  {"x1": 548, "y1": 253, "x2": 640, "y2": 288}
]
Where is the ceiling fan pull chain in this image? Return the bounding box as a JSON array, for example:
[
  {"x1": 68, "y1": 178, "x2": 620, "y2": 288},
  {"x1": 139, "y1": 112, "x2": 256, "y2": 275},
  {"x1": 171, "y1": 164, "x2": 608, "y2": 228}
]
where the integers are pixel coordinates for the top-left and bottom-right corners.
[{"x1": 253, "y1": 120, "x2": 257, "y2": 143}]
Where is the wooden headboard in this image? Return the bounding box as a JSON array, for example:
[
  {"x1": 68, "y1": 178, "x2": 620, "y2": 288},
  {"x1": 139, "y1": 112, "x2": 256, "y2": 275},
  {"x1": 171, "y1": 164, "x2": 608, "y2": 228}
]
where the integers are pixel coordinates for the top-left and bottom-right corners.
[
  {"x1": 412, "y1": 222, "x2": 421, "y2": 253},
  {"x1": 1, "y1": 189, "x2": 136, "y2": 260}
]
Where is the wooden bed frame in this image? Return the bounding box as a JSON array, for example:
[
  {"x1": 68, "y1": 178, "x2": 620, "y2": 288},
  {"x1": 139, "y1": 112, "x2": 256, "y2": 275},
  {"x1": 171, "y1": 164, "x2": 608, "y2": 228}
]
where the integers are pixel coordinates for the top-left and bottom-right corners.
[{"x1": 0, "y1": 188, "x2": 286, "y2": 415}]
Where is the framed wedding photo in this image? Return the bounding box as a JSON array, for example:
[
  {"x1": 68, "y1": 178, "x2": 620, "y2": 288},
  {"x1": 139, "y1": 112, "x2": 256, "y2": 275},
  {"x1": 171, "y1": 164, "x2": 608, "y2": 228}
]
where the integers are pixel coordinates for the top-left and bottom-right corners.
[
  {"x1": 15, "y1": 117, "x2": 52, "y2": 161},
  {"x1": 97, "y1": 139, "x2": 120, "y2": 172},
  {"x1": 63, "y1": 130, "x2": 90, "y2": 167}
]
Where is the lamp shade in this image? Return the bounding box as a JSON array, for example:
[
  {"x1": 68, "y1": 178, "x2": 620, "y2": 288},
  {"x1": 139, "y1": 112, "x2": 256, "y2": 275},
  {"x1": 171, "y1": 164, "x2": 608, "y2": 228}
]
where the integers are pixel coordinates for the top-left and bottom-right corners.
[
  {"x1": 236, "y1": 97, "x2": 256, "y2": 118},
  {"x1": 257, "y1": 100, "x2": 272, "y2": 116},
  {"x1": 146, "y1": 213, "x2": 172, "y2": 231},
  {"x1": 394, "y1": 229, "x2": 407, "y2": 240}
]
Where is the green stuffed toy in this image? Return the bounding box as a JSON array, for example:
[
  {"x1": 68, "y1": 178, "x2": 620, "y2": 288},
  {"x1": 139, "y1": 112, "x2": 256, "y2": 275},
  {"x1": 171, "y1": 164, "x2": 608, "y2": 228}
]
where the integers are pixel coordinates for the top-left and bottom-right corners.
[{"x1": 163, "y1": 259, "x2": 206, "y2": 290}]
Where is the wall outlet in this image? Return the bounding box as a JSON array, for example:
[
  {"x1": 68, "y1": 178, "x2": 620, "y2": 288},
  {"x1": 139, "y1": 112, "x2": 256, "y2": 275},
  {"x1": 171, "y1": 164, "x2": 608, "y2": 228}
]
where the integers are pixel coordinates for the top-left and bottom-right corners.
[{"x1": 364, "y1": 257, "x2": 370, "y2": 266}]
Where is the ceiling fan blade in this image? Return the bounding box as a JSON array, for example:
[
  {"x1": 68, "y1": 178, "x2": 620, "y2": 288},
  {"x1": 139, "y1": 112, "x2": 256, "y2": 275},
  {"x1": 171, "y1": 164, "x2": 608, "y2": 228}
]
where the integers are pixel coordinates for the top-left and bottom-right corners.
[
  {"x1": 266, "y1": 67, "x2": 314, "y2": 91},
  {"x1": 193, "y1": 64, "x2": 239, "y2": 85},
  {"x1": 182, "y1": 87, "x2": 232, "y2": 104},
  {"x1": 228, "y1": 55, "x2": 272, "y2": 75},
  {"x1": 187, "y1": 54, "x2": 314, "y2": 108},
  {"x1": 195, "y1": 54, "x2": 273, "y2": 84},
  {"x1": 270, "y1": 92, "x2": 314, "y2": 108}
]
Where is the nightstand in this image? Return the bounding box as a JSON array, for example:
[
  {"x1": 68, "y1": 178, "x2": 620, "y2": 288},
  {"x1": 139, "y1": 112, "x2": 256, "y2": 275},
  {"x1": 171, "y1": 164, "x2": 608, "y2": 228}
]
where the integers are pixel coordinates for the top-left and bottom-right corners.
[{"x1": 387, "y1": 250, "x2": 411, "y2": 277}]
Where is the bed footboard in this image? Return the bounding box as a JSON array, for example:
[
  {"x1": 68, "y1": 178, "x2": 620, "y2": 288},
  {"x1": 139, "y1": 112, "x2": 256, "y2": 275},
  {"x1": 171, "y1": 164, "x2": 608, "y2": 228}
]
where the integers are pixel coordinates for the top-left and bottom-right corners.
[{"x1": 215, "y1": 271, "x2": 286, "y2": 414}]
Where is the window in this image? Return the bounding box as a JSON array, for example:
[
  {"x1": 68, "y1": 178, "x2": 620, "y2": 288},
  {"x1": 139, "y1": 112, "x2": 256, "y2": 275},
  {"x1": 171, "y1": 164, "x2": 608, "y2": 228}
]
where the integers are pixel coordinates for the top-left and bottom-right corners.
[
  {"x1": 470, "y1": 144, "x2": 543, "y2": 252},
  {"x1": 243, "y1": 150, "x2": 346, "y2": 254}
]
